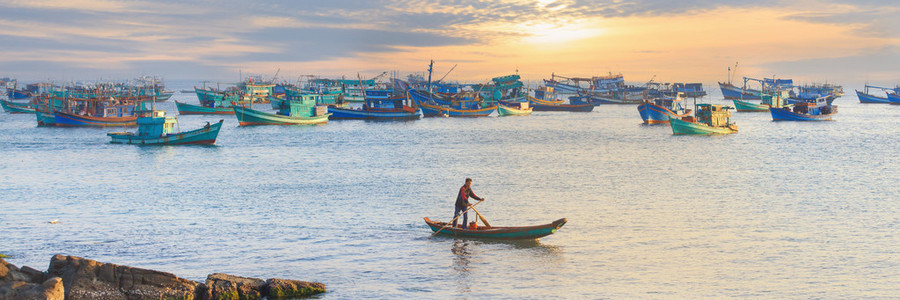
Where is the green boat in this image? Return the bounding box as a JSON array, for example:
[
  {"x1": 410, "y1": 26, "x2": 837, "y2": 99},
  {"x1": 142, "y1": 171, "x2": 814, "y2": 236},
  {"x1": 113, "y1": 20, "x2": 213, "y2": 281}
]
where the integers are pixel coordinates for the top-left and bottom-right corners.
[
  {"x1": 108, "y1": 109, "x2": 223, "y2": 145},
  {"x1": 1, "y1": 99, "x2": 36, "y2": 114},
  {"x1": 497, "y1": 103, "x2": 533, "y2": 116},
  {"x1": 733, "y1": 90, "x2": 789, "y2": 112},
  {"x1": 424, "y1": 217, "x2": 567, "y2": 239},
  {"x1": 670, "y1": 104, "x2": 737, "y2": 135},
  {"x1": 233, "y1": 92, "x2": 330, "y2": 126}
]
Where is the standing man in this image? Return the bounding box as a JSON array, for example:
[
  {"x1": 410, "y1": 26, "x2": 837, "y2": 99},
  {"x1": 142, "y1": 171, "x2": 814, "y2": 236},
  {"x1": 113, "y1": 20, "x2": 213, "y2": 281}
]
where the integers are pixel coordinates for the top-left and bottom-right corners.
[{"x1": 453, "y1": 178, "x2": 485, "y2": 228}]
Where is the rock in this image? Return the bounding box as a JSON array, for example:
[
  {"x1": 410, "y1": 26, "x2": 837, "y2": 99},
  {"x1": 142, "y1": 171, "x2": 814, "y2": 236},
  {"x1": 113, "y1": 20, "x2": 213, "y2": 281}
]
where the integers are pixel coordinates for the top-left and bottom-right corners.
[
  {"x1": 47, "y1": 254, "x2": 198, "y2": 300},
  {"x1": 0, "y1": 258, "x2": 37, "y2": 283},
  {"x1": 202, "y1": 273, "x2": 266, "y2": 300},
  {"x1": 0, "y1": 277, "x2": 64, "y2": 300},
  {"x1": 265, "y1": 278, "x2": 326, "y2": 298},
  {"x1": 20, "y1": 266, "x2": 44, "y2": 283}
]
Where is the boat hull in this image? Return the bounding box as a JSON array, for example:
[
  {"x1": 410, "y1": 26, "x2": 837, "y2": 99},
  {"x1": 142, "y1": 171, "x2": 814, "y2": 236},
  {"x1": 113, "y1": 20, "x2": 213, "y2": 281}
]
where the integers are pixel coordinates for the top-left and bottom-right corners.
[
  {"x1": 233, "y1": 106, "x2": 330, "y2": 125},
  {"x1": 6, "y1": 90, "x2": 30, "y2": 99},
  {"x1": 154, "y1": 91, "x2": 174, "y2": 102},
  {"x1": 175, "y1": 101, "x2": 235, "y2": 115},
  {"x1": 769, "y1": 107, "x2": 836, "y2": 121},
  {"x1": 497, "y1": 104, "x2": 533, "y2": 116},
  {"x1": 424, "y1": 217, "x2": 567, "y2": 239},
  {"x1": 328, "y1": 106, "x2": 421, "y2": 120},
  {"x1": 35, "y1": 110, "x2": 56, "y2": 126},
  {"x1": 670, "y1": 118, "x2": 737, "y2": 135},
  {"x1": 54, "y1": 112, "x2": 137, "y2": 127},
  {"x1": 108, "y1": 120, "x2": 223, "y2": 145},
  {"x1": 637, "y1": 102, "x2": 691, "y2": 124},
  {"x1": 571, "y1": 95, "x2": 640, "y2": 105},
  {"x1": 731, "y1": 99, "x2": 770, "y2": 112},
  {"x1": 503, "y1": 99, "x2": 592, "y2": 112},
  {"x1": 417, "y1": 101, "x2": 497, "y2": 117},
  {"x1": 856, "y1": 90, "x2": 889, "y2": 103},
  {"x1": 1, "y1": 100, "x2": 36, "y2": 114}
]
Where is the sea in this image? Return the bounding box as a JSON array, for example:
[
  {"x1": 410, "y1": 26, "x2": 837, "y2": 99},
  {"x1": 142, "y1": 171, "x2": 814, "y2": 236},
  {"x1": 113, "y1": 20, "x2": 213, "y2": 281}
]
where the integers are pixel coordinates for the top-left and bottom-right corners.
[{"x1": 1, "y1": 81, "x2": 897, "y2": 298}]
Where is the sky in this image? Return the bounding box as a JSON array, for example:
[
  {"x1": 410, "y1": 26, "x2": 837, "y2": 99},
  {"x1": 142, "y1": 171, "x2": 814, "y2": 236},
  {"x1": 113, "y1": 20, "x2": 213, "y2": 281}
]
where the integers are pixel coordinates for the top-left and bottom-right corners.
[{"x1": 1, "y1": 0, "x2": 899, "y2": 87}]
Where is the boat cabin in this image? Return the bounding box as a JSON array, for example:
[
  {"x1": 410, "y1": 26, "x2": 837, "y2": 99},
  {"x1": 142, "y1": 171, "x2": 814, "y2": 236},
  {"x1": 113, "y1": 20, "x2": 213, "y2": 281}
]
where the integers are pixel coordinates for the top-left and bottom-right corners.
[
  {"x1": 364, "y1": 90, "x2": 412, "y2": 110},
  {"x1": 694, "y1": 104, "x2": 734, "y2": 127},
  {"x1": 135, "y1": 110, "x2": 176, "y2": 137},
  {"x1": 791, "y1": 97, "x2": 836, "y2": 115},
  {"x1": 281, "y1": 88, "x2": 327, "y2": 117}
]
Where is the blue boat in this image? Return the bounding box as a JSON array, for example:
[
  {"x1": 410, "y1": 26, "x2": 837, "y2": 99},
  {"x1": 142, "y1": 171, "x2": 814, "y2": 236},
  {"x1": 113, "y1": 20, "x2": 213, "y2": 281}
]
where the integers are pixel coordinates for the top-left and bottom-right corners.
[
  {"x1": 856, "y1": 85, "x2": 898, "y2": 103},
  {"x1": 409, "y1": 88, "x2": 496, "y2": 117},
  {"x1": 328, "y1": 90, "x2": 420, "y2": 120},
  {"x1": 788, "y1": 83, "x2": 842, "y2": 105},
  {"x1": 637, "y1": 96, "x2": 692, "y2": 124},
  {"x1": 6, "y1": 88, "x2": 31, "y2": 99},
  {"x1": 888, "y1": 93, "x2": 900, "y2": 105},
  {"x1": 108, "y1": 109, "x2": 223, "y2": 145},
  {"x1": 770, "y1": 97, "x2": 836, "y2": 121}
]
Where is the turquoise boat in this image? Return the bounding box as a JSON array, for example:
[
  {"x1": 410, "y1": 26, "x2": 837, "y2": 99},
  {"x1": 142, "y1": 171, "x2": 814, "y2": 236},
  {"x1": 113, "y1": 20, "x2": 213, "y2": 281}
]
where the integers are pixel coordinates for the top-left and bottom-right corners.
[
  {"x1": 424, "y1": 217, "x2": 567, "y2": 239},
  {"x1": 670, "y1": 104, "x2": 738, "y2": 135},
  {"x1": 733, "y1": 90, "x2": 789, "y2": 112},
  {"x1": 1, "y1": 99, "x2": 36, "y2": 113},
  {"x1": 497, "y1": 103, "x2": 532, "y2": 116},
  {"x1": 233, "y1": 92, "x2": 330, "y2": 125},
  {"x1": 175, "y1": 101, "x2": 242, "y2": 115},
  {"x1": 108, "y1": 110, "x2": 223, "y2": 145}
]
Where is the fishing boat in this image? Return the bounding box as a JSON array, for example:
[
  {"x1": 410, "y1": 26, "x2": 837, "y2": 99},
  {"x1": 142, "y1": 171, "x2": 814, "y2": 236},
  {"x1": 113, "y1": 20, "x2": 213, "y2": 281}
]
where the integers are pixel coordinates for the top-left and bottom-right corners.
[
  {"x1": 509, "y1": 87, "x2": 593, "y2": 112},
  {"x1": 497, "y1": 102, "x2": 532, "y2": 116},
  {"x1": 770, "y1": 96, "x2": 837, "y2": 121},
  {"x1": 424, "y1": 217, "x2": 567, "y2": 239},
  {"x1": 670, "y1": 104, "x2": 737, "y2": 135},
  {"x1": 637, "y1": 95, "x2": 691, "y2": 124},
  {"x1": 177, "y1": 86, "x2": 245, "y2": 115},
  {"x1": 548, "y1": 73, "x2": 645, "y2": 104},
  {"x1": 233, "y1": 91, "x2": 330, "y2": 125},
  {"x1": 409, "y1": 89, "x2": 496, "y2": 117},
  {"x1": 732, "y1": 90, "x2": 790, "y2": 112},
  {"x1": 328, "y1": 89, "x2": 420, "y2": 120},
  {"x1": 1, "y1": 99, "x2": 36, "y2": 114},
  {"x1": 889, "y1": 93, "x2": 900, "y2": 105},
  {"x1": 108, "y1": 109, "x2": 223, "y2": 145},
  {"x1": 787, "y1": 83, "x2": 842, "y2": 105}
]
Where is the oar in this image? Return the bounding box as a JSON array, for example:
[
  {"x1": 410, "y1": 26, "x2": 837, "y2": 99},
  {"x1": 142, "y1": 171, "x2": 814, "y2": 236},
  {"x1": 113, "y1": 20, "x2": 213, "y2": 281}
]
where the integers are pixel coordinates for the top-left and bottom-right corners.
[
  {"x1": 431, "y1": 200, "x2": 483, "y2": 237},
  {"x1": 469, "y1": 206, "x2": 491, "y2": 227}
]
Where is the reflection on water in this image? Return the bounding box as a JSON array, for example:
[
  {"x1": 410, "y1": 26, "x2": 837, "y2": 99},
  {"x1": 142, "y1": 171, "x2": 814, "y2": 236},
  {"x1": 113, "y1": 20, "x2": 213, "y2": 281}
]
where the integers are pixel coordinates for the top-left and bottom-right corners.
[{"x1": 451, "y1": 240, "x2": 472, "y2": 294}]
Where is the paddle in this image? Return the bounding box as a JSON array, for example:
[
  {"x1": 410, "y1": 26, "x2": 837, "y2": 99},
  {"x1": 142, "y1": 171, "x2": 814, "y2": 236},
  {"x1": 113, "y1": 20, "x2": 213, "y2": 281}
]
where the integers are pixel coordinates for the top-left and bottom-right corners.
[
  {"x1": 431, "y1": 200, "x2": 483, "y2": 237},
  {"x1": 469, "y1": 206, "x2": 491, "y2": 227}
]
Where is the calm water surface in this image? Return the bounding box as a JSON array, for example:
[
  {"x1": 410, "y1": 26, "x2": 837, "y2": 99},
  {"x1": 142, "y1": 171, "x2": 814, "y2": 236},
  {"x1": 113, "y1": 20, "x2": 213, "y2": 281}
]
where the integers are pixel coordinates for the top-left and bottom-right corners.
[{"x1": 1, "y1": 82, "x2": 898, "y2": 298}]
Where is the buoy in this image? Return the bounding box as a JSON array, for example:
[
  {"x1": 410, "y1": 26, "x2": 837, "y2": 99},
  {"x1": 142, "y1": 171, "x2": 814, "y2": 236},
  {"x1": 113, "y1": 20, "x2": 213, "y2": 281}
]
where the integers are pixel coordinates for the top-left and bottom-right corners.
[{"x1": 49, "y1": 219, "x2": 58, "y2": 224}]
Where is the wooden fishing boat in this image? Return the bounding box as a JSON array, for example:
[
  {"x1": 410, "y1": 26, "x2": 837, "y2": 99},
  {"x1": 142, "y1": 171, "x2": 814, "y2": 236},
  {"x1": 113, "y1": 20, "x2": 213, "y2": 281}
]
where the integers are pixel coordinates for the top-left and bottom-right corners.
[
  {"x1": 1, "y1": 99, "x2": 36, "y2": 114},
  {"x1": 328, "y1": 89, "x2": 420, "y2": 120},
  {"x1": 769, "y1": 97, "x2": 836, "y2": 121},
  {"x1": 424, "y1": 217, "x2": 567, "y2": 239},
  {"x1": 732, "y1": 90, "x2": 790, "y2": 112},
  {"x1": 888, "y1": 92, "x2": 900, "y2": 105},
  {"x1": 233, "y1": 91, "x2": 330, "y2": 126},
  {"x1": 497, "y1": 102, "x2": 532, "y2": 116},
  {"x1": 54, "y1": 112, "x2": 138, "y2": 127},
  {"x1": 108, "y1": 109, "x2": 223, "y2": 145},
  {"x1": 670, "y1": 104, "x2": 737, "y2": 135},
  {"x1": 233, "y1": 106, "x2": 329, "y2": 125},
  {"x1": 637, "y1": 97, "x2": 691, "y2": 124},
  {"x1": 501, "y1": 98, "x2": 592, "y2": 112},
  {"x1": 175, "y1": 101, "x2": 238, "y2": 115}
]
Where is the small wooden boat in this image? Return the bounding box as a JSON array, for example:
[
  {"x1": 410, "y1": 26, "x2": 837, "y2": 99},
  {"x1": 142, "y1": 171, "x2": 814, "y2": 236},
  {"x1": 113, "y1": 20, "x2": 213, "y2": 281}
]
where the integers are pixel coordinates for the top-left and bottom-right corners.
[
  {"x1": 732, "y1": 90, "x2": 790, "y2": 112},
  {"x1": 108, "y1": 110, "x2": 223, "y2": 145},
  {"x1": 515, "y1": 96, "x2": 594, "y2": 112},
  {"x1": 497, "y1": 102, "x2": 532, "y2": 116},
  {"x1": 424, "y1": 217, "x2": 567, "y2": 239},
  {"x1": 1, "y1": 99, "x2": 36, "y2": 114},
  {"x1": 670, "y1": 104, "x2": 737, "y2": 135}
]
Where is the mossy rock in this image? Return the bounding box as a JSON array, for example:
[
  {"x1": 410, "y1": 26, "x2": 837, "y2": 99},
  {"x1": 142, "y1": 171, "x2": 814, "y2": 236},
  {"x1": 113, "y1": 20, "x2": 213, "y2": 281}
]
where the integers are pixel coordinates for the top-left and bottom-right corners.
[{"x1": 266, "y1": 279, "x2": 326, "y2": 299}]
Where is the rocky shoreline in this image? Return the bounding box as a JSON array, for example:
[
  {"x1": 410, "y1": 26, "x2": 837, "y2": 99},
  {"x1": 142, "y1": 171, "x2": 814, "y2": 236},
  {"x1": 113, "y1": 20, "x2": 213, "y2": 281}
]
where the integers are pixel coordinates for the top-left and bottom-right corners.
[{"x1": 0, "y1": 254, "x2": 325, "y2": 299}]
